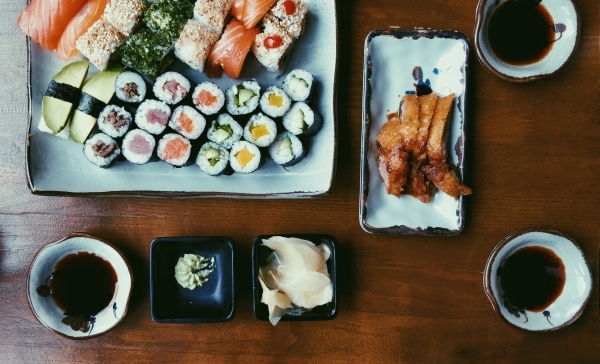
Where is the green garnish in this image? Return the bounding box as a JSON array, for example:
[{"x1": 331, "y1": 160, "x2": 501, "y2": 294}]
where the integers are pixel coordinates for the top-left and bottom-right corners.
[{"x1": 120, "y1": 28, "x2": 172, "y2": 78}]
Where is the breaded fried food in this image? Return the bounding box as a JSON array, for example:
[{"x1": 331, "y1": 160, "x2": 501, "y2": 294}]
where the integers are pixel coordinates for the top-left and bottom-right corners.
[
  {"x1": 398, "y1": 94, "x2": 420, "y2": 152},
  {"x1": 422, "y1": 160, "x2": 472, "y2": 199},
  {"x1": 376, "y1": 117, "x2": 409, "y2": 197}
]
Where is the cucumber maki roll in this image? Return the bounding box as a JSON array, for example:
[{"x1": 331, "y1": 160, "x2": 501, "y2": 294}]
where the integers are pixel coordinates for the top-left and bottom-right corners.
[
  {"x1": 268, "y1": 131, "x2": 305, "y2": 167},
  {"x1": 153, "y1": 71, "x2": 191, "y2": 105},
  {"x1": 226, "y1": 79, "x2": 260, "y2": 115},
  {"x1": 282, "y1": 102, "x2": 322, "y2": 136},
  {"x1": 230, "y1": 141, "x2": 262, "y2": 173},
  {"x1": 122, "y1": 129, "x2": 156, "y2": 165},
  {"x1": 83, "y1": 133, "x2": 121, "y2": 168},
  {"x1": 206, "y1": 114, "x2": 243, "y2": 149},
  {"x1": 169, "y1": 105, "x2": 206, "y2": 140},
  {"x1": 260, "y1": 86, "x2": 291, "y2": 118},
  {"x1": 97, "y1": 105, "x2": 132, "y2": 138},
  {"x1": 243, "y1": 113, "x2": 277, "y2": 148},
  {"x1": 115, "y1": 71, "x2": 147, "y2": 103},
  {"x1": 135, "y1": 99, "x2": 171, "y2": 135},
  {"x1": 282, "y1": 69, "x2": 313, "y2": 102},
  {"x1": 196, "y1": 142, "x2": 230, "y2": 176}
]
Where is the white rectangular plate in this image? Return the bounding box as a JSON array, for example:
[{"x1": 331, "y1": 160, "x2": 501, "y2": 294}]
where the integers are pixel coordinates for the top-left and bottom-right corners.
[
  {"x1": 360, "y1": 29, "x2": 469, "y2": 235},
  {"x1": 27, "y1": 0, "x2": 337, "y2": 198}
]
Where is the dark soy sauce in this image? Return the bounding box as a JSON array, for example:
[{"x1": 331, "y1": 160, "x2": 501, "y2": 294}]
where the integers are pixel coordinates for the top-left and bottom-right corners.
[
  {"x1": 49, "y1": 252, "x2": 117, "y2": 316},
  {"x1": 500, "y1": 246, "x2": 565, "y2": 312},
  {"x1": 488, "y1": 1, "x2": 555, "y2": 66}
]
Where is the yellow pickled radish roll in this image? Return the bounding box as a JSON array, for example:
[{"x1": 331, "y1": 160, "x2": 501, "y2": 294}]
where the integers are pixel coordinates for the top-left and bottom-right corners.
[
  {"x1": 259, "y1": 85, "x2": 291, "y2": 118},
  {"x1": 229, "y1": 141, "x2": 262, "y2": 173},
  {"x1": 243, "y1": 113, "x2": 277, "y2": 147}
]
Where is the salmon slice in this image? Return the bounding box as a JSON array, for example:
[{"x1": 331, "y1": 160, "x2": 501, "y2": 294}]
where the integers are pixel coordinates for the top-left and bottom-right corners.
[
  {"x1": 206, "y1": 19, "x2": 247, "y2": 78},
  {"x1": 241, "y1": 0, "x2": 277, "y2": 29},
  {"x1": 163, "y1": 139, "x2": 188, "y2": 160},
  {"x1": 223, "y1": 26, "x2": 260, "y2": 78},
  {"x1": 56, "y1": 0, "x2": 110, "y2": 61},
  {"x1": 17, "y1": 0, "x2": 88, "y2": 51},
  {"x1": 232, "y1": 0, "x2": 245, "y2": 20}
]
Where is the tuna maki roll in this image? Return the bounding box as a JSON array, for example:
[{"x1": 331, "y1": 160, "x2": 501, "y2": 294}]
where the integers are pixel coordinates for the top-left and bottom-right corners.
[
  {"x1": 282, "y1": 101, "x2": 322, "y2": 136},
  {"x1": 122, "y1": 129, "x2": 156, "y2": 164},
  {"x1": 153, "y1": 71, "x2": 190, "y2": 105},
  {"x1": 193, "y1": 81, "x2": 225, "y2": 115},
  {"x1": 268, "y1": 131, "x2": 305, "y2": 167},
  {"x1": 282, "y1": 69, "x2": 313, "y2": 102},
  {"x1": 83, "y1": 133, "x2": 121, "y2": 168},
  {"x1": 260, "y1": 86, "x2": 291, "y2": 118},
  {"x1": 157, "y1": 133, "x2": 192, "y2": 167},
  {"x1": 115, "y1": 71, "x2": 147, "y2": 103},
  {"x1": 230, "y1": 141, "x2": 262, "y2": 173},
  {"x1": 97, "y1": 105, "x2": 132, "y2": 138},
  {"x1": 226, "y1": 79, "x2": 260, "y2": 115},
  {"x1": 169, "y1": 105, "x2": 206, "y2": 140},
  {"x1": 196, "y1": 142, "x2": 230, "y2": 176},
  {"x1": 243, "y1": 113, "x2": 277, "y2": 147},
  {"x1": 206, "y1": 114, "x2": 243, "y2": 149},
  {"x1": 136, "y1": 99, "x2": 171, "y2": 135}
]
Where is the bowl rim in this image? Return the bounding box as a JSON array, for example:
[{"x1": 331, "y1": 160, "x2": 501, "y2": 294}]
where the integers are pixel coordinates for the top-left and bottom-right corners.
[
  {"x1": 473, "y1": 0, "x2": 581, "y2": 82},
  {"x1": 483, "y1": 227, "x2": 592, "y2": 332},
  {"x1": 26, "y1": 232, "x2": 133, "y2": 339}
]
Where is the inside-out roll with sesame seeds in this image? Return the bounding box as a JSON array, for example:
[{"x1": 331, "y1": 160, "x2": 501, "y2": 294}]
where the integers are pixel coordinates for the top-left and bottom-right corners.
[
  {"x1": 282, "y1": 69, "x2": 313, "y2": 102},
  {"x1": 169, "y1": 105, "x2": 206, "y2": 140},
  {"x1": 76, "y1": 18, "x2": 125, "y2": 71},
  {"x1": 193, "y1": 81, "x2": 225, "y2": 115},
  {"x1": 226, "y1": 79, "x2": 261, "y2": 115},
  {"x1": 103, "y1": 0, "x2": 146, "y2": 36},
  {"x1": 243, "y1": 113, "x2": 277, "y2": 148},
  {"x1": 83, "y1": 133, "x2": 121, "y2": 168},
  {"x1": 122, "y1": 129, "x2": 156, "y2": 164},
  {"x1": 193, "y1": 0, "x2": 232, "y2": 34},
  {"x1": 252, "y1": 22, "x2": 295, "y2": 73},
  {"x1": 153, "y1": 71, "x2": 191, "y2": 105},
  {"x1": 230, "y1": 141, "x2": 262, "y2": 173},
  {"x1": 135, "y1": 99, "x2": 171, "y2": 135},
  {"x1": 157, "y1": 133, "x2": 192, "y2": 167},
  {"x1": 196, "y1": 142, "x2": 230, "y2": 176},
  {"x1": 115, "y1": 71, "x2": 147, "y2": 103},
  {"x1": 206, "y1": 113, "x2": 243, "y2": 149},
  {"x1": 97, "y1": 105, "x2": 132, "y2": 138},
  {"x1": 175, "y1": 19, "x2": 220, "y2": 72},
  {"x1": 260, "y1": 86, "x2": 291, "y2": 118},
  {"x1": 268, "y1": 131, "x2": 305, "y2": 167},
  {"x1": 282, "y1": 101, "x2": 322, "y2": 136}
]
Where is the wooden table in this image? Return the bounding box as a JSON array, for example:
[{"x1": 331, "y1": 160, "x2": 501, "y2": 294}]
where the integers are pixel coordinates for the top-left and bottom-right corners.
[{"x1": 1, "y1": 0, "x2": 598, "y2": 362}]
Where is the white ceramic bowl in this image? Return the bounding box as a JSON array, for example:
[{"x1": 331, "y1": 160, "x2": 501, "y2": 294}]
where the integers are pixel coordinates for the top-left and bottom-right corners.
[
  {"x1": 474, "y1": 0, "x2": 580, "y2": 82},
  {"x1": 27, "y1": 233, "x2": 133, "y2": 339},
  {"x1": 484, "y1": 228, "x2": 592, "y2": 331}
]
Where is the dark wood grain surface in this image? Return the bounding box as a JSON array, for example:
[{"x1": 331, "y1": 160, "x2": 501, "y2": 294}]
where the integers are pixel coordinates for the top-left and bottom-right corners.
[{"x1": 1, "y1": 0, "x2": 598, "y2": 362}]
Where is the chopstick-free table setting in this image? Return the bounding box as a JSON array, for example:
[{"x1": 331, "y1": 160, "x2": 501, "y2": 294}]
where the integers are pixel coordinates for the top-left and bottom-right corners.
[{"x1": 0, "y1": 0, "x2": 598, "y2": 362}]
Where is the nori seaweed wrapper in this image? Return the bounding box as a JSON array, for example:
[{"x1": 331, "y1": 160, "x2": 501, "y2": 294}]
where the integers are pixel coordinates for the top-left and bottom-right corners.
[
  {"x1": 143, "y1": 0, "x2": 194, "y2": 42},
  {"x1": 120, "y1": 28, "x2": 173, "y2": 79}
]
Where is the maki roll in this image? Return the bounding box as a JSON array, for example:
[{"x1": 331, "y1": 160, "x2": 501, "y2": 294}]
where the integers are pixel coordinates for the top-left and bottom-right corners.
[
  {"x1": 268, "y1": 131, "x2": 305, "y2": 167},
  {"x1": 226, "y1": 79, "x2": 260, "y2": 115},
  {"x1": 115, "y1": 71, "x2": 147, "y2": 103},
  {"x1": 206, "y1": 114, "x2": 243, "y2": 149},
  {"x1": 282, "y1": 69, "x2": 313, "y2": 102},
  {"x1": 260, "y1": 86, "x2": 291, "y2": 118},
  {"x1": 243, "y1": 113, "x2": 277, "y2": 148},
  {"x1": 175, "y1": 20, "x2": 219, "y2": 72},
  {"x1": 83, "y1": 133, "x2": 121, "y2": 168},
  {"x1": 193, "y1": 81, "x2": 225, "y2": 115},
  {"x1": 282, "y1": 102, "x2": 322, "y2": 136},
  {"x1": 153, "y1": 71, "x2": 191, "y2": 105},
  {"x1": 122, "y1": 129, "x2": 156, "y2": 165},
  {"x1": 196, "y1": 142, "x2": 230, "y2": 176},
  {"x1": 136, "y1": 99, "x2": 171, "y2": 135},
  {"x1": 97, "y1": 105, "x2": 132, "y2": 138},
  {"x1": 169, "y1": 105, "x2": 206, "y2": 140},
  {"x1": 230, "y1": 141, "x2": 262, "y2": 173},
  {"x1": 157, "y1": 133, "x2": 192, "y2": 167}
]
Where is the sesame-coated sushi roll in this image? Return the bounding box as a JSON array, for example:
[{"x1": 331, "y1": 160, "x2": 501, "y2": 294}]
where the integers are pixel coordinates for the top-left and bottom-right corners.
[
  {"x1": 282, "y1": 69, "x2": 313, "y2": 102},
  {"x1": 196, "y1": 142, "x2": 230, "y2": 176},
  {"x1": 103, "y1": 0, "x2": 146, "y2": 36},
  {"x1": 153, "y1": 71, "x2": 191, "y2": 105},
  {"x1": 83, "y1": 133, "x2": 121, "y2": 168},
  {"x1": 192, "y1": 81, "x2": 225, "y2": 115},
  {"x1": 193, "y1": 0, "x2": 233, "y2": 34},
  {"x1": 252, "y1": 22, "x2": 294, "y2": 73},
  {"x1": 135, "y1": 99, "x2": 171, "y2": 135},
  {"x1": 157, "y1": 133, "x2": 192, "y2": 167},
  {"x1": 260, "y1": 86, "x2": 291, "y2": 118},
  {"x1": 230, "y1": 141, "x2": 262, "y2": 173},
  {"x1": 122, "y1": 129, "x2": 156, "y2": 165},
  {"x1": 206, "y1": 114, "x2": 243, "y2": 149},
  {"x1": 282, "y1": 102, "x2": 322, "y2": 136},
  {"x1": 115, "y1": 71, "x2": 147, "y2": 103},
  {"x1": 226, "y1": 79, "x2": 261, "y2": 115},
  {"x1": 268, "y1": 131, "x2": 305, "y2": 167},
  {"x1": 243, "y1": 113, "x2": 277, "y2": 147},
  {"x1": 175, "y1": 20, "x2": 220, "y2": 72},
  {"x1": 97, "y1": 105, "x2": 132, "y2": 138},
  {"x1": 169, "y1": 105, "x2": 206, "y2": 140},
  {"x1": 263, "y1": 0, "x2": 308, "y2": 38},
  {"x1": 76, "y1": 18, "x2": 125, "y2": 71}
]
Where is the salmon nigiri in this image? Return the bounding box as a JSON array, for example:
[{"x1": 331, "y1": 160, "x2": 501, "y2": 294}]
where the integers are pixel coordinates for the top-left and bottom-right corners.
[
  {"x1": 17, "y1": 0, "x2": 88, "y2": 51},
  {"x1": 223, "y1": 26, "x2": 259, "y2": 78},
  {"x1": 206, "y1": 19, "x2": 247, "y2": 78},
  {"x1": 232, "y1": 0, "x2": 245, "y2": 20},
  {"x1": 240, "y1": 0, "x2": 277, "y2": 29},
  {"x1": 56, "y1": 0, "x2": 110, "y2": 61}
]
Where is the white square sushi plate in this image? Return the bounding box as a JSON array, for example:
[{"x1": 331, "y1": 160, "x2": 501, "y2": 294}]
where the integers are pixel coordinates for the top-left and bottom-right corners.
[
  {"x1": 360, "y1": 29, "x2": 470, "y2": 235},
  {"x1": 26, "y1": 1, "x2": 337, "y2": 198}
]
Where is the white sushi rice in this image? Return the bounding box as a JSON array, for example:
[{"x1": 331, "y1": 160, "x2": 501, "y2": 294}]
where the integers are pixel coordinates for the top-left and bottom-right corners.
[
  {"x1": 169, "y1": 105, "x2": 206, "y2": 140},
  {"x1": 135, "y1": 99, "x2": 171, "y2": 135},
  {"x1": 122, "y1": 129, "x2": 156, "y2": 164},
  {"x1": 196, "y1": 142, "x2": 230, "y2": 176},
  {"x1": 97, "y1": 105, "x2": 132, "y2": 138},
  {"x1": 226, "y1": 79, "x2": 261, "y2": 115},
  {"x1": 230, "y1": 141, "x2": 262, "y2": 173},
  {"x1": 206, "y1": 114, "x2": 243, "y2": 149},
  {"x1": 282, "y1": 102, "x2": 318, "y2": 135},
  {"x1": 268, "y1": 131, "x2": 304, "y2": 165},
  {"x1": 115, "y1": 71, "x2": 146, "y2": 103},
  {"x1": 175, "y1": 20, "x2": 220, "y2": 72},
  {"x1": 192, "y1": 81, "x2": 225, "y2": 115},
  {"x1": 282, "y1": 69, "x2": 313, "y2": 102},
  {"x1": 153, "y1": 71, "x2": 191, "y2": 105},
  {"x1": 243, "y1": 113, "x2": 277, "y2": 147},
  {"x1": 157, "y1": 133, "x2": 192, "y2": 167},
  {"x1": 260, "y1": 86, "x2": 291, "y2": 118},
  {"x1": 83, "y1": 133, "x2": 121, "y2": 168}
]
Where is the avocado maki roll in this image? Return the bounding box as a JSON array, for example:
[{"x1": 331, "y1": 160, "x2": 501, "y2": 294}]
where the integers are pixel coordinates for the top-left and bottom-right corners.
[
  {"x1": 282, "y1": 69, "x2": 313, "y2": 102},
  {"x1": 268, "y1": 131, "x2": 305, "y2": 167},
  {"x1": 97, "y1": 104, "x2": 132, "y2": 138},
  {"x1": 83, "y1": 133, "x2": 121, "y2": 168},
  {"x1": 260, "y1": 86, "x2": 291, "y2": 118},
  {"x1": 196, "y1": 142, "x2": 230, "y2": 176},
  {"x1": 206, "y1": 113, "x2": 243, "y2": 149},
  {"x1": 282, "y1": 101, "x2": 322, "y2": 136},
  {"x1": 226, "y1": 79, "x2": 261, "y2": 115},
  {"x1": 243, "y1": 113, "x2": 277, "y2": 148}
]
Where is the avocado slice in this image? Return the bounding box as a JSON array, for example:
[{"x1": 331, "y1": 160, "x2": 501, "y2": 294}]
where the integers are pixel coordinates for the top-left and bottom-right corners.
[
  {"x1": 70, "y1": 65, "x2": 124, "y2": 144},
  {"x1": 42, "y1": 61, "x2": 89, "y2": 134}
]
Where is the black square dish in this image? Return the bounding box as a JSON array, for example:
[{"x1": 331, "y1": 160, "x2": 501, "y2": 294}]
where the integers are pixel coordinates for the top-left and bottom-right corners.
[
  {"x1": 252, "y1": 234, "x2": 338, "y2": 322},
  {"x1": 150, "y1": 236, "x2": 235, "y2": 323}
]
